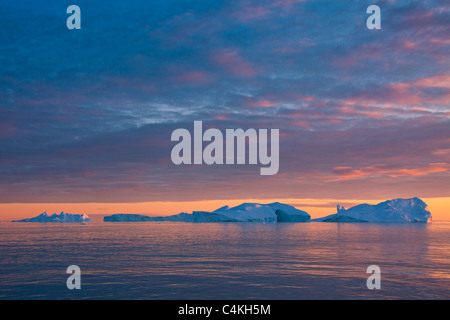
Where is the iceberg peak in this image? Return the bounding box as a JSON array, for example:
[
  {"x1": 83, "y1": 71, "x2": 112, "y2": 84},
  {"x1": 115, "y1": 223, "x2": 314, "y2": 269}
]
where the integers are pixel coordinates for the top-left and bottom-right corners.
[{"x1": 13, "y1": 212, "x2": 92, "y2": 223}]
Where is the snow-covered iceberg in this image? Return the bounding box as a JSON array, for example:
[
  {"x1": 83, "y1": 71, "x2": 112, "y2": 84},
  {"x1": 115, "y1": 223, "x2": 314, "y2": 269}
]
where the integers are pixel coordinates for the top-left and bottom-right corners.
[
  {"x1": 313, "y1": 197, "x2": 431, "y2": 223},
  {"x1": 12, "y1": 212, "x2": 91, "y2": 223},
  {"x1": 103, "y1": 202, "x2": 311, "y2": 223}
]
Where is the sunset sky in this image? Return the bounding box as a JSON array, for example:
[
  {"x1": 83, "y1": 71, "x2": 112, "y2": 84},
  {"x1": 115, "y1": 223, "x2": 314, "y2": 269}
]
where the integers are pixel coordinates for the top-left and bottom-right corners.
[{"x1": 0, "y1": 0, "x2": 449, "y2": 221}]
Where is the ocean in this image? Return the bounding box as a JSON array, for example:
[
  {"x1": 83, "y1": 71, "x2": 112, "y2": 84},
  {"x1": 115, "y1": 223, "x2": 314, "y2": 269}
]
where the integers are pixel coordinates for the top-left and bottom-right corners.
[{"x1": 0, "y1": 217, "x2": 449, "y2": 299}]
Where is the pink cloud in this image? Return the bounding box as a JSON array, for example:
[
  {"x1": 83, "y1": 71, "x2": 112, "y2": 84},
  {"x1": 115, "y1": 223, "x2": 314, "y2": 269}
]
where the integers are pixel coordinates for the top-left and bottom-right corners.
[
  {"x1": 399, "y1": 40, "x2": 417, "y2": 50},
  {"x1": 388, "y1": 75, "x2": 450, "y2": 105},
  {"x1": 346, "y1": 74, "x2": 450, "y2": 108},
  {"x1": 213, "y1": 114, "x2": 229, "y2": 120},
  {"x1": 412, "y1": 75, "x2": 450, "y2": 88},
  {"x1": 330, "y1": 163, "x2": 450, "y2": 181},
  {"x1": 174, "y1": 71, "x2": 213, "y2": 86},
  {"x1": 231, "y1": 0, "x2": 307, "y2": 22},
  {"x1": 386, "y1": 83, "x2": 424, "y2": 105},
  {"x1": 336, "y1": 105, "x2": 387, "y2": 119},
  {"x1": 244, "y1": 98, "x2": 276, "y2": 108},
  {"x1": 289, "y1": 119, "x2": 312, "y2": 129},
  {"x1": 429, "y1": 38, "x2": 450, "y2": 46},
  {"x1": 212, "y1": 49, "x2": 257, "y2": 77}
]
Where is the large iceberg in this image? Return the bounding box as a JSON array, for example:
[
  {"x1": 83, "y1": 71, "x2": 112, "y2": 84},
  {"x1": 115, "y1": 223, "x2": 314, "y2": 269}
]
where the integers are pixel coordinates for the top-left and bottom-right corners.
[
  {"x1": 313, "y1": 197, "x2": 431, "y2": 223},
  {"x1": 103, "y1": 202, "x2": 311, "y2": 223},
  {"x1": 12, "y1": 212, "x2": 91, "y2": 223}
]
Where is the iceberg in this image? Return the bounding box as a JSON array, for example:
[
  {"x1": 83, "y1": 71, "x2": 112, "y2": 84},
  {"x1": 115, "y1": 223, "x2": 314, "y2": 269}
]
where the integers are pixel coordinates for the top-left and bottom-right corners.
[
  {"x1": 103, "y1": 202, "x2": 311, "y2": 223},
  {"x1": 313, "y1": 197, "x2": 431, "y2": 223},
  {"x1": 193, "y1": 203, "x2": 277, "y2": 222},
  {"x1": 12, "y1": 212, "x2": 91, "y2": 223},
  {"x1": 104, "y1": 212, "x2": 194, "y2": 222},
  {"x1": 268, "y1": 202, "x2": 311, "y2": 222}
]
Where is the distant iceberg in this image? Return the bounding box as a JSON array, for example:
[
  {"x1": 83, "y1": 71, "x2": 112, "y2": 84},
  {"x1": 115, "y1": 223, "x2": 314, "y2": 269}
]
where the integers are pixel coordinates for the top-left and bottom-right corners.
[
  {"x1": 104, "y1": 212, "x2": 194, "y2": 222},
  {"x1": 103, "y1": 202, "x2": 311, "y2": 223},
  {"x1": 313, "y1": 197, "x2": 431, "y2": 223},
  {"x1": 12, "y1": 212, "x2": 91, "y2": 223}
]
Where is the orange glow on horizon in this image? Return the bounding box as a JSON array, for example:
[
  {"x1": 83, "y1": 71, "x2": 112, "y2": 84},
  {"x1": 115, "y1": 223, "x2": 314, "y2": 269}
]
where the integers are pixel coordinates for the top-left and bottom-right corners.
[{"x1": 0, "y1": 197, "x2": 449, "y2": 222}]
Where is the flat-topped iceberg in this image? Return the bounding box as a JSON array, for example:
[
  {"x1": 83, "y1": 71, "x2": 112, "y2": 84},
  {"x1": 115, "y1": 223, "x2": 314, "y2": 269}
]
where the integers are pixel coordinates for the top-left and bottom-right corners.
[
  {"x1": 103, "y1": 202, "x2": 311, "y2": 223},
  {"x1": 104, "y1": 212, "x2": 194, "y2": 222},
  {"x1": 313, "y1": 197, "x2": 431, "y2": 223},
  {"x1": 12, "y1": 212, "x2": 91, "y2": 223}
]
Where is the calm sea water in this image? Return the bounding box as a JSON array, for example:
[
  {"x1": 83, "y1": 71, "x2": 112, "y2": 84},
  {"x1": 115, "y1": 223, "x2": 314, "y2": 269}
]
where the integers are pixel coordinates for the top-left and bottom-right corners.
[{"x1": 0, "y1": 217, "x2": 449, "y2": 300}]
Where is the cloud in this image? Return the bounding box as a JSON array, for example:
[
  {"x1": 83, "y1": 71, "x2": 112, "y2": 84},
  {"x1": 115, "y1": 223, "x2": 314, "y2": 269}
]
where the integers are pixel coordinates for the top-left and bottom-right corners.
[
  {"x1": 0, "y1": 0, "x2": 449, "y2": 203},
  {"x1": 211, "y1": 49, "x2": 257, "y2": 78},
  {"x1": 330, "y1": 163, "x2": 450, "y2": 181}
]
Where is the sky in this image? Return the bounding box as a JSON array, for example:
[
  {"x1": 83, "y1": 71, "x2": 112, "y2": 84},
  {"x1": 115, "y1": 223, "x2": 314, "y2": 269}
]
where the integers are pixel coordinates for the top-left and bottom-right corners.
[{"x1": 0, "y1": 0, "x2": 449, "y2": 220}]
